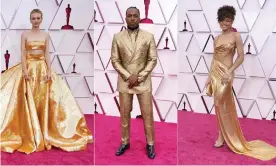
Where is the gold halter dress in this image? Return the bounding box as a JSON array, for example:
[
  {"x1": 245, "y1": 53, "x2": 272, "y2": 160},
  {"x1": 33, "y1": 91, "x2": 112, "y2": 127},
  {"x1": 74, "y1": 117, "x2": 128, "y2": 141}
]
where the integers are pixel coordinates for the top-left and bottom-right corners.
[{"x1": 207, "y1": 40, "x2": 276, "y2": 161}]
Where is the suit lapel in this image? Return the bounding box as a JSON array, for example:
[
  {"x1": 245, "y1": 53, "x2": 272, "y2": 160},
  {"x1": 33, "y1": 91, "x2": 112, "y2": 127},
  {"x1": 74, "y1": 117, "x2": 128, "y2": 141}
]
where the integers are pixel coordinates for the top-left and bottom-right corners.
[
  {"x1": 129, "y1": 30, "x2": 145, "y2": 63},
  {"x1": 120, "y1": 30, "x2": 133, "y2": 54},
  {"x1": 134, "y1": 30, "x2": 145, "y2": 54}
]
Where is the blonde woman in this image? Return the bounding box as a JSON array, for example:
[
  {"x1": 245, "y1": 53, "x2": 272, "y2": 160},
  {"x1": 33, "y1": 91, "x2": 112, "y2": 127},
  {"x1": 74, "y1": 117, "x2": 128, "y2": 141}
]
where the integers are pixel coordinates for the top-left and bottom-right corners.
[{"x1": 0, "y1": 9, "x2": 92, "y2": 154}]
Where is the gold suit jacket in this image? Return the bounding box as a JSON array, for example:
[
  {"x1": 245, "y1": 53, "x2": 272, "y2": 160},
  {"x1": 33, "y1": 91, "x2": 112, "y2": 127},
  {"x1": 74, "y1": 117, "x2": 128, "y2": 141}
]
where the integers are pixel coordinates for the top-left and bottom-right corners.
[{"x1": 111, "y1": 28, "x2": 157, "y2": 94}]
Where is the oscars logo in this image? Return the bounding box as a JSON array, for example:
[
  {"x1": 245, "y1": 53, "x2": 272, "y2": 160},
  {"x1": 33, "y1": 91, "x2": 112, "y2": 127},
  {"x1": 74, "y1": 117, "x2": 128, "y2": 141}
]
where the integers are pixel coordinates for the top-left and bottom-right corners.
[
  {"x1": 182, "y1": 20, "x2": 188, "y2": 31},
  {"x1": 232, "y1": 27, "x2": 237, "y2": 32},
  {"x1": 246, "y1": 43, "x2": 251, "y2": 54},
  {"x1": 182, "y1": 101, "x2": 187, "y2": 111},
  {"x1": 140, "y1": 0, "x2": 153, "y2": 24},
  {"x1": 94, "y1": 102, "x2": 98, "y2": 114},
  {"x1": 164, "y1": 37, "x2": 169, "y2": 49},
  {"x1": 61, "y1": 4, "x2": 74, "y2": 29},
  {"x1": 4, "y1": 50, "x2": 10, "y2": 70},
  {"x1": 94, "y1": 10, "x2": 98, "y2": 22},
  {"x1": 2, "y1": 50, "x2": 10, "y2": 73},
  {"x1": 71, "y1": 63, "x2": 77, "y2": 73},
  {"x1": 272, "y1": 110, "x2": 276, "y2": 121}
]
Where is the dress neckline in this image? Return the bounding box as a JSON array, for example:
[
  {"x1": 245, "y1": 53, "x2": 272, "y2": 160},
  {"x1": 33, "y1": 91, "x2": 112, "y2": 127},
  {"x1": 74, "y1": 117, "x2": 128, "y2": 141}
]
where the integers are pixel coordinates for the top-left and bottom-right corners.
[
  {"x1": 26, "y1": 40, "x2": 45, "y2": 43},
  {"x1": 215, "y1": 42, "x2": 235, "y2": 48}
]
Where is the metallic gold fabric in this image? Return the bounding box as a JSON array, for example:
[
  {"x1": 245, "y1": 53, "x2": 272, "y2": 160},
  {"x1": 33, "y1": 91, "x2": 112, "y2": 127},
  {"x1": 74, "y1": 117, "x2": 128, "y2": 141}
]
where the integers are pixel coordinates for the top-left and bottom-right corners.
[
  {"x1": 119, "y1": 92, "x2": 155, "y2": 145},
  {"x1": 206, "y1": 83, "x2": 213, "y2": 97},
  {"x1": 209, "y1": 43, "x2": 276, "y2": 161},
  {"x1": 111, "y1": 29, "x2": 157, "y2": 94},
  {"x1": 0, "y1": 40, "x2": 93, "y2": 154},
  {"x1": 119, "y1": 93, "x2": 132, "y2": 144},
  {"x1": 137, "y1": 92, "x2": 155, "y2": 145},
  {"x1": 111, "y1": 28, "x2": 156, "y2": 145}
]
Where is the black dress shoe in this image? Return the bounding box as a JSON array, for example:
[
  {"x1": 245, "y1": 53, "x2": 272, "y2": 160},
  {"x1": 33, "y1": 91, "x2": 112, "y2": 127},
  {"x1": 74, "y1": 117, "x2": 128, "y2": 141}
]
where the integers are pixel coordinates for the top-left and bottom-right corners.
[
  {"x1": 146, "y1": 144, "x2": 156, "y2": 159},
  {"x1": 116, "y1": 143, "x2": 130, "y2": 156}
]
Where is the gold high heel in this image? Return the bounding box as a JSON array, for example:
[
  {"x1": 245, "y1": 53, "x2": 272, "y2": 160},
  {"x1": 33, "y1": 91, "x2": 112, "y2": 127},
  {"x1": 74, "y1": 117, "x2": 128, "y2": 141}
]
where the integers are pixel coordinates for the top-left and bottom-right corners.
[
  {"x1": 214, "y1": 140, "x2": 224, "y2": 148},
  {"x1": 214, "y1": 131, "x2": 224, "y2": 148}
]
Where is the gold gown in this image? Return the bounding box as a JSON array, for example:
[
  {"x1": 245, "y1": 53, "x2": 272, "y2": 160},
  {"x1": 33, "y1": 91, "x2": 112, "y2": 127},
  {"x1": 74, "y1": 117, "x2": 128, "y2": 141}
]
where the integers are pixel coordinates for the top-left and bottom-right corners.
[
  {"x1": 207, "y1": 42, "x2": 276, "y2": 161},
  {"x1": 0, "y1": 40, "x2": 93, "y2": 154}
]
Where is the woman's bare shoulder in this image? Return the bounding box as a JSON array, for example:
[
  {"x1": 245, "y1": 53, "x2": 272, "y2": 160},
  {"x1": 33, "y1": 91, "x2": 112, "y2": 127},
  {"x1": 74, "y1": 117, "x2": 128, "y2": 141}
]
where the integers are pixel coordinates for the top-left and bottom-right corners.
[
  {"x1": 42, "y1": 31, "x2": 50, "y2": 38},
  {"x1": 21, "y1": 30, "x2": 30, "y2": 37}
]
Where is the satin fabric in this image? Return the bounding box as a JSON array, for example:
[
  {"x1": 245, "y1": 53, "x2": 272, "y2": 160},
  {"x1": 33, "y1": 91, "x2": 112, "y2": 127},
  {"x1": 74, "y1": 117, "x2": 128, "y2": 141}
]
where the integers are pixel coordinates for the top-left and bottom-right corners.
[
  {"x1": 119, "y1": 92, "x2": 155, "y2": 145},
  {"x1": 111, "y1": 28, "x2": 157, "y2": 94},
  {"x1": 0, "y1": 40, "x2": 92, "y2": 154},
  {"x1": 111, "y1": 28, "x2": 157, "y2": 145},
  {"x1": 207, "y1": 42, "x2": 276, "y2": 161}
]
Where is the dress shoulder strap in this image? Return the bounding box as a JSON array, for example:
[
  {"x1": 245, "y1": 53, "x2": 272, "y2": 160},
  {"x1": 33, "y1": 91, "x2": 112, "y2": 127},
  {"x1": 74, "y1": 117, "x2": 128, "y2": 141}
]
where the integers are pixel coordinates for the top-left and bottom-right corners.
[{"x1": 214, "y1": 34, "x2": 221, "y2": 46}]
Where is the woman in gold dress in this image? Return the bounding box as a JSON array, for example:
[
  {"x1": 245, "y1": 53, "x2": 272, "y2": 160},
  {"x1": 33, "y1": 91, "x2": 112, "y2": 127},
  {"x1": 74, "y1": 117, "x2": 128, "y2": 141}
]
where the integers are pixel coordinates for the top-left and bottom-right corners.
[
  {"x1": 205, "y1": 5, "x2": 276, "y2": 161},
  {"x1": 0, "y1": 9, "x2": 93, "y2": 154}
]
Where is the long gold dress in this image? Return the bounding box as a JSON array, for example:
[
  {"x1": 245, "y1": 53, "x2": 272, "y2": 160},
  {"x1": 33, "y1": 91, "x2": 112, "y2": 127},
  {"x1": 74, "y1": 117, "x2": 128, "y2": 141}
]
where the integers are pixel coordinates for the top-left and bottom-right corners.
[
  {"x1": 207, "y1": 40, "x2": 276, "y2": 161},
  {"x1": 0, "y1": 39, "x2": 93, "y2": 154}
]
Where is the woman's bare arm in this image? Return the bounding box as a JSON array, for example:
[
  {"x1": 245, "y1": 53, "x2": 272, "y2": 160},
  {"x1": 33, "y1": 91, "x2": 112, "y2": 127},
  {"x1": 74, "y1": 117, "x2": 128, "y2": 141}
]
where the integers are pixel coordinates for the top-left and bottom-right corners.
[
  {"x1": 44, "y1": 32, "x2": 51, "y2": 73},
  {"x1": 227, "y1": 32, "x2": 244, "y2": 74},
  {"x1": 21, "y1": 32, "x2": 28, "y2": 75}
]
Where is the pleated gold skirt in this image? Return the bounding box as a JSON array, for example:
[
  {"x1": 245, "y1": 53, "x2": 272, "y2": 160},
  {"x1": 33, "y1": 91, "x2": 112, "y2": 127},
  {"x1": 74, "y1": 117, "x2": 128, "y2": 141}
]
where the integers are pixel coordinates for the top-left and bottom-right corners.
[{"x1": 1, "y1": 54, "x2": 93, "y2": 154}]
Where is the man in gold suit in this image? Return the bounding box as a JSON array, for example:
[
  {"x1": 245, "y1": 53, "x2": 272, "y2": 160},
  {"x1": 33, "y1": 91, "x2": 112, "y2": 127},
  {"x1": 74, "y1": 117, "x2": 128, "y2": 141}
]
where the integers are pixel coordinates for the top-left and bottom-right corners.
[{"x1": 111, "y1": 7, "x2": 157, "y2": 159}]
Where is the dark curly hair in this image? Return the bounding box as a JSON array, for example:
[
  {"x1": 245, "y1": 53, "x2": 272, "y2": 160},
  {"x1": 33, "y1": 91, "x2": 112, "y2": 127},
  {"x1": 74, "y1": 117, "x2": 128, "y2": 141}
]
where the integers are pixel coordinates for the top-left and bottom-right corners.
[{"x1": 217, "y1": 5, "x2": 236, "y2": 22}]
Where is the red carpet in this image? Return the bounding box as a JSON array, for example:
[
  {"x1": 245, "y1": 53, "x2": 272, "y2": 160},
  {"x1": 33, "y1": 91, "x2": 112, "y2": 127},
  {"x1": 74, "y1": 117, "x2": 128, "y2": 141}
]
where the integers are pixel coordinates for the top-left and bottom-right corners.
[
  {"x1": 178, "y1": 111, "x2": 276, "y2": 165},
  {"x1": 94, "y1": 114, "x2": 177, "y2": 165},
  {"x1": 1, "y1": 115, "x2": 94, "y2": 165}
]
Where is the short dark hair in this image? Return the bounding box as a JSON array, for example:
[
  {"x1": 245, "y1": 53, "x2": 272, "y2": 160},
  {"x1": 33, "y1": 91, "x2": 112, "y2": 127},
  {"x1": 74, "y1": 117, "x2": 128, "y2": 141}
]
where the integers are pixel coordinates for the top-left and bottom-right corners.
[
  {"x1": 217, "y1": 5, "x2": 236, "y2": 22},
  {"x1": 126, "y1": 6, "x2": 140, "y2": 16}
]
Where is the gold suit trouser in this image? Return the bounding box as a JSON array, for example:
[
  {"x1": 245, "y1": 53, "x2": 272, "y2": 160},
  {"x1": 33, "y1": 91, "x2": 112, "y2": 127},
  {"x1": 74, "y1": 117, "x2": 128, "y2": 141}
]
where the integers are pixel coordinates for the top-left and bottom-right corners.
[{"x1": 119, "y1": 92, "x2": 155, "y2": 145}]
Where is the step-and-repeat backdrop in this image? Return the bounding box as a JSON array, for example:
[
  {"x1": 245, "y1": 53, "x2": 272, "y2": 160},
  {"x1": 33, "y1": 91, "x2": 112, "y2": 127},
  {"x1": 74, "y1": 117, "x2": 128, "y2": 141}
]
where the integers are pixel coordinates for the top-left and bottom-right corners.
[
  {"x1": 1, "y1": 0, "x2": 94, "y2": 114},
  {"x1": 94, "y1": 0, "x2": 178, "y2": 123},
  {"x1": 177, "y1": 0, "x2": 276, "y2": 120}
]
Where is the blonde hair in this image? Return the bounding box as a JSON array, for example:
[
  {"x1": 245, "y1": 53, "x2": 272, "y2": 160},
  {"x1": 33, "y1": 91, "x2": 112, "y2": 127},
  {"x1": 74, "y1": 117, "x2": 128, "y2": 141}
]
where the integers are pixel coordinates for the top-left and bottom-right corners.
[{"x1": 30, "y1": 9, "x2": 43, "y2": 19}]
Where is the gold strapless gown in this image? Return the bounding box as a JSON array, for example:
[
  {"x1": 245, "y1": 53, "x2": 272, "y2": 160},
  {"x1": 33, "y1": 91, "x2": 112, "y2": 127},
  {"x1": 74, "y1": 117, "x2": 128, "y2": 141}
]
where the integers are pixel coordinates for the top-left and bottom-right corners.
[
  {"x1": 0, "y1": 40, "x2": 93, "y2": 154},
  {"x1": 207, "y1": 42, "x2": 276, "y2": 161}
]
